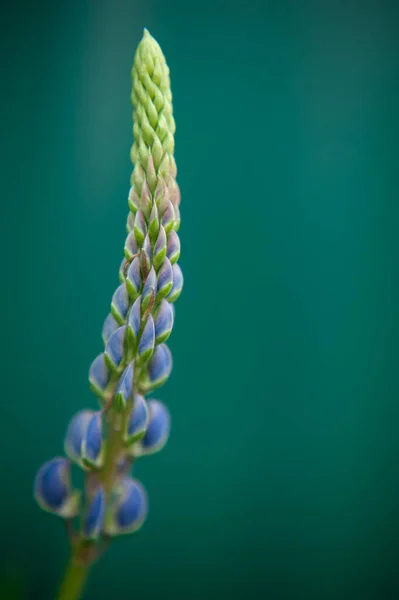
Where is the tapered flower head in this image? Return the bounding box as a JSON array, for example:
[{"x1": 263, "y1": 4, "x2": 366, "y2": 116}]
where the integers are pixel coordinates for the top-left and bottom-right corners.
[{"x1": 34, "y1": 458, "x2": 80, "y2": 517}]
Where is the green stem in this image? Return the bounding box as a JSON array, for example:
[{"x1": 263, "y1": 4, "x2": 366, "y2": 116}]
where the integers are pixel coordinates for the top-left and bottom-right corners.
[{"x1": 57, "y1": 549, "x2": 90, "y2": 600}]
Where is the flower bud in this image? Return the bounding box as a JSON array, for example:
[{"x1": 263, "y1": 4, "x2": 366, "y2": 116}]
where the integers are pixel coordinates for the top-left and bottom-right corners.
[
  {"x1": 148, "y1": 203, "x2": 159, "y2": 243},
  {"x1": 154, "y1": 300, "x2": 174, "y2": 344},
  {"x1": 140, "y1": 344, "x2": 172, "y2": 393},
  {"x1": 111, "y1": 283, "x2": 129, "y2": 325},
  {"x1": 133, "y1": 209, "x2": 146, "y2": 246},
  {"x1": 167, "y1": 263, "x2": 183, "y2": 303},
  {"x1": 127, "y1": 296, "x2": 141, "y2": 352},
  {"x1": 34, "y1": 458, "x2": 80, "y2": 517},
  {"x1": 128, "y1": 186, "x2": 140, "y2": 214},
  {"x1": 126, "y1": 256, "x2": 141, "y2": 301},
  {"x1": 156, "y1": 257, "x2": 173, "y2": 301},
  {"x1": 114, "y1": 361, "x2": 134, "y2": 410},
  {"x1": 124, "y1": 231, "x2": 139, "y2": 260},
  {"x1": 125, "y1": 394, "x2": 149, "y2": 444},
  {"x1": 126, "y1": 212, "x2": 134, "y2": 234},
  {"x1": 166, "y1": 230, "x2": 180, "y2": 265},
  {"x1": 138, "y1": 315, "x2": 155, "y2": 363},
  {"x1": 153, "y1": 225, "x2": 167, "y2": 270},
  {"x1": 83, "y1": 487, "x2": 105, "y2": 540},
  {"x1": 82, "y1": 412, "x2": 103, "y2": 468},
  {"x1": 102, "y1": 313, "x2": 119, "y2": 345},
  {"x1": 104, "y1": 477, "x2": 148, "y2": 536},
  {"x1": 142, "y1": 267, "x2": 156, "y2": 313},
  {"x1": 89, "y1": 353, "x2": 111, "y2": 401},
  {"x1": 161, "y1": 201, "x2": 175, "y2": 234},
  {"x1": 133, "y1": 400, "x2": 170, "y2": 457},
  {"x1": 64, "y1": 410, "x2": 95, "y2": 466},
  {"x1": 104, "y1": 326, "x2": 126, "y2": 372}
]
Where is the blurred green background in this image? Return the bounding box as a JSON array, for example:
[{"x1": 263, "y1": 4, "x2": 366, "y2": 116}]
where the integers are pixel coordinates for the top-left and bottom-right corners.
[{"x1": 1, "y1": 0, "x2": 399, "y2": 598}]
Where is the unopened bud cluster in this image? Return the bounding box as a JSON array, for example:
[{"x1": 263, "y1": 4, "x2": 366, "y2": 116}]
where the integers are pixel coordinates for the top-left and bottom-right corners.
[{"x1": 34, "y1": 30, "x2": 182, "y2": 546}]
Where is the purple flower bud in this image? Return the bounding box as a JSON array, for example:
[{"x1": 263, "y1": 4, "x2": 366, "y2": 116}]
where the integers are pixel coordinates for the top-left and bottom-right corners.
[
  {"x1": 153, "y1": 225, "x2": 167, "y2": 270},
  {"x1": 142, "y1": 267, "x2": 156, "y2": 313},
  {"x1": 166, "y1": 230, "x2": 180, "y2": 265},
  {"x1": 124, "y1": 231, "x2": 139, "y2": 260},
  {"x1": 167, "y1": 263, "x2": 183, "y2": 303},
  {"x1": 134, "y1": 209, "x2": 146, "y2": 246},
  {"x1": 138, "y1": 315, "x2": 155, "y2": 363},
  {"x1": 105, "y1": 326, "x2": 126, "y2": 371},
  {"x1": 154, "y1": 300, "x2": 174, "y2": 344},
  {"x1": 140, "y1": 344, "x2": 173, "y2": 393},
  {"x1": 156, "y1": 257, "x2": 173, "y2": 301},
  {"x1": 102, "y1": 313, "x2": 119, "y2": 345},
  {"x1": 126, "y1": 256, "x2": 141, "y2": 301}
]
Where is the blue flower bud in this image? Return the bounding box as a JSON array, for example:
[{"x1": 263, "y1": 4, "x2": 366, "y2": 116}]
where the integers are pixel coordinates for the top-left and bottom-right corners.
[
  {"x1": 161, "y1": 201, "x2": 175, "y2": 234},
  {"x1": 154, "y1": 300, "x2": 174, "y2": 344},
  {"x1": 134, "y1": 209, "x2": 146, "y2": 246},
  {"x1": 153, "y1": 225, "x2": 167, "y2": 270},
  {"x1": 111, "y1": 283, "x2": 130, "y2": 325},
  {"x1": 154, "y1": 176, "x2": 168, "y2": 214},
  {"x1": 167, "y1": 230, "x2": 180, "y2": 265},
  {"x1": 104, "y1": 477, "x2": 148, "y2": 536},
  {"x1": 156, "y1": 257, "x2": 173, "y2": 301},
  {"x1": 102, "y1": 313, "x2": 119, "y2": 345},
  {"x1": 133, "y1": 400, "x2": 171, "y2": 457},
  {"x1": 83, "y1": 487, "x2": 105, "y2": 540},
  {"x1": 125, "y1": 394, "x2": 149, "y2": 444},
  {"x1": 104, "y1": 326, "x2": 126, "y2": 371},
  {"x1": 89, "y1": 353, "x2": 111, "y2": 401},
  {"x1": 64, "y1": 410, "x2": 95, "y2": 466},
  {"x1": 138, "y1": 315, "x2": 155, "y2": 363},
  {"x1": 167, "y1": 263, "x2": 183, "y2": 303},
  {"x1": 82, "y1": 412, "x2": 103, "y2": 468},
  {"x1": 127, "y1": 296, "x2": 141, "y2": 352},
  {"x1": 142, "y1": 267, "x2": 156, "y2": 313},
  {"x1": 140, "y1": 344, "x2": 173, "y2": 393},
  {"x1": 128, "y1": 186, "x2": 140, "y2": 214},
  {"x1": 124, "y1": 231, "x2": 139, "y2": 260},
  {"x1": 114, "y1": 361, "x2": 134, "y2": 410},
  {"x1": 34, "y1": 457, "x2": 80, "y2": 517},
  {"x1": 126, "y1": 257, "x2": 141, "y2": 301}
]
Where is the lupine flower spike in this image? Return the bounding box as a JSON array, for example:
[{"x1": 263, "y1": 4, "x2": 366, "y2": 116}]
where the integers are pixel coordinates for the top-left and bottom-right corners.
[{"x1": 34, "y1": 29, "x2": 183, "y2": 600}]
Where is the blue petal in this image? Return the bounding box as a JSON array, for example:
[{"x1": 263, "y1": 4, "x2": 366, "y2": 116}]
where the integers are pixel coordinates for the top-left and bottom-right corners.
[
  {"x1": 166, "y1": 230, "x2": 180, "y2": 264},
  {"x1": 161, "y1": 200, "x2": 175, "y2": 234},
  {"x1": 114, "y1": 362, "x2": 134, "y2": 410},
  {"x1": 167, "y1": 263, "x2": 183, "y2": 303},
  {"x1": 102, "y1": 314, "x2": 119, "y2": 345},
  {"x1": 64, "y1": 410, "x2": 94, "y2": 464},
  {"x1": 105, "y1": 477, "x2": 148, "y2": 535},
  {"x1": 154, "y1": 300, "x2": 174, "y2": 344},
  {"x1": 127, "y1": 296, "x2": 141, "y2": 349},
  {"x1": 126, "y1": 394, "x2": 149, "y2": 443},
  {"x1": 82, "y1": 412, "x2": 103, "y2": 466},
  {"x1": 147, "y1": 344, "x2": 173, "y2": 388},
  {"x1": 111, "y1": 283, "x2": 130, "y2": 324},
  {"x1": 126, "y1": 257, "x2": 142, "y2": 300},
  {"x1": 34, "y1": 458, "x2": 79, "y2": 517},
  {"x1": 105, "y1": 326, "x2": 126, "y2": 370},
  {"x1": 156, "y1": 258, "x2": 173, "y2": 300},
  {"x1": 124, "y1": 230, "x2": 139, "y2": 259},
  {"x1": 83, "y1": 487, "x2": 105, "y2": 539},
  {"x1": 89, "y1": 353, "x2": 111, "y2": 399},
  {"x1": 134, "y1": 400, "x2": 170, "y2": 456},
  {"x1": 138, "y1": 315, "x2": 155, "y2": 362},
  {"x1": 142, "y1": 267, "x2": 156, "y2": 305}
]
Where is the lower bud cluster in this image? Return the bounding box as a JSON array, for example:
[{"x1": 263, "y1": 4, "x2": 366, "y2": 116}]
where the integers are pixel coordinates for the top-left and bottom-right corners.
[{"x1": 34, "y1": 395, "x2": 171, "y2": 537}]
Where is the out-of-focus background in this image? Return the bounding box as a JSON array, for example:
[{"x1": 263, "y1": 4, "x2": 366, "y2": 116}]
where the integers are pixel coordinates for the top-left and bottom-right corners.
[{"x1": 1, "y1": 1, "x2": 399, "y2": 598}]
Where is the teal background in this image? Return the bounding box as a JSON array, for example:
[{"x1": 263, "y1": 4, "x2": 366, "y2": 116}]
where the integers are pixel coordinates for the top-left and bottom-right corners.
[{"x1": 1, "y1": 1, "x2": 399, "y2": 598}]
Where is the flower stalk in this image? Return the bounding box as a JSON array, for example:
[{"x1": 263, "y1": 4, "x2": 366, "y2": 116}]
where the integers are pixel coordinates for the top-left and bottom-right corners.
[{"x1": 34, "y1": 29, "x2": 182, "y2": 600}]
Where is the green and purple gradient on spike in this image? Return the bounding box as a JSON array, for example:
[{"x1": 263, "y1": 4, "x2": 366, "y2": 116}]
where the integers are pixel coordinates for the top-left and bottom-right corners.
[{"x1": 33, "y1": 29, "x2": 182, "y2": 600}]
